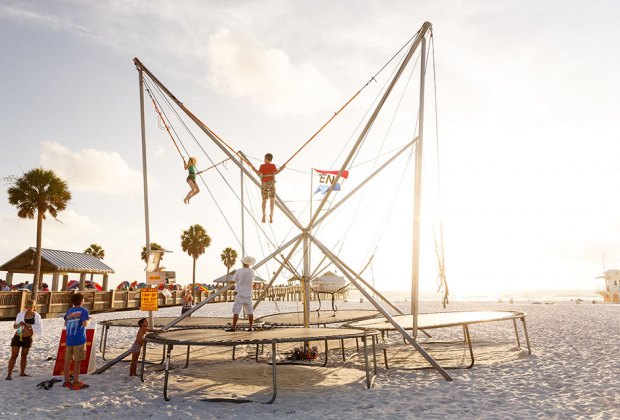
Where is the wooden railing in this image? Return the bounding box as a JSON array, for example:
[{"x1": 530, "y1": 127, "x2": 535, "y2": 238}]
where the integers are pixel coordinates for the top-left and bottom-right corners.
[{"x1": 0, "y1": 286, "x2": 349, "y2": 320}]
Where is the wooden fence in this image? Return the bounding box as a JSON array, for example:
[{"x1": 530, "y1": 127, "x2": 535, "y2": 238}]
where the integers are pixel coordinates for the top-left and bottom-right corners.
[{"x1": 0, "y1": 286, "x2": 348, "y2": 320}]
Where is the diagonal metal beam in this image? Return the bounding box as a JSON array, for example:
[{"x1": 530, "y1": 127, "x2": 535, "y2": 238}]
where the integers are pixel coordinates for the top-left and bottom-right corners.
[
  {"x1": 310, "y1": 234, "x2": 452, "y2": 381},
  {"x1": 253, "y1": 235, "x2": 304, "y2": 310},
  {"x1": 133, "y1": 58, "x2": 304, "y2": 232},
  {"x1": 314, "y1": 137, "x2": 418, "y2": 227},
  {"x1": 306, "y1": 21, "x2": 432, "y2": 231},
  {"x1": 310, "y1": 236, "x2": 404, "y2": 315}
]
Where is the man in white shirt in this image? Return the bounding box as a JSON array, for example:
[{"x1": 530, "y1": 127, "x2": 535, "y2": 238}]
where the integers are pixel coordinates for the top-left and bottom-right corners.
[{"x1": 226, "y1": 256, "x2": 256, "y2": 332}]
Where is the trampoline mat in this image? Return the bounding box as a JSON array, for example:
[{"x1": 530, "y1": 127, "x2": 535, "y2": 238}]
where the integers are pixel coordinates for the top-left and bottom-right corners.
[
  {"x1": 99, "y1": 317, "x2": 254, "y2": 329},
  {"x1": 346, "y1": 311, "x2": 526, "y2": 330},
  {"x1": 256, "y1": 310, "x2": 381, "y2": 326},
  {"x1": 147, "y1": 327, "x2": 377, "y2": 346}
]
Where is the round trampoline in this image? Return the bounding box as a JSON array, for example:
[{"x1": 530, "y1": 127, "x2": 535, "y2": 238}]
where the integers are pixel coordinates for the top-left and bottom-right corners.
[
  {"x1": 256, "y1": 309, "x2": 380, "y2": 327},
  {"x1": 345, "y1": 310, "x2": 531, "y2": 369},
  {"x1": 144, "y1": 327, "x2": 380, "y2": 403},
  {"x1": 98, "y1": 317, "x2": 258, "y2": 360}
]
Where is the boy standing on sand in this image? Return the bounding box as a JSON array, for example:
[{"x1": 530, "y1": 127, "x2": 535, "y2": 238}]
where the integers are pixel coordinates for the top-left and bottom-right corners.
[
  {"x1": 129, "y1": 318, "x2": 159, "y2": 377},
  {"x1": 252, "y1": 153, "x2": 285, "y2": 223},
  {"x1": 63, "y1": 293, "x2": 91, "y2": 390}
]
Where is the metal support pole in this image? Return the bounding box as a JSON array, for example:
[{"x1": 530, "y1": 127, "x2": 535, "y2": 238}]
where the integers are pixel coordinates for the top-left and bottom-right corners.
[
  {"x1": 240, "y1": 155, "x2": 245, "y2": 257},
  {"x1": 303, "y1": 233, "x2": 311, "y2": 327},
  {"x1": 138, "y1": 69, "x2": 154, "y2": 328},
  {"x1": 411, "y1": 36, "x2": 426, "y2": 337}
]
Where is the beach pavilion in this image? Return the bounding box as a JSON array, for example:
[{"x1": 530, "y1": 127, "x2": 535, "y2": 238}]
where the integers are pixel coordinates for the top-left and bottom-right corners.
[{"x1": 0, "y1": 247, "x2": 114, "y2": 291}]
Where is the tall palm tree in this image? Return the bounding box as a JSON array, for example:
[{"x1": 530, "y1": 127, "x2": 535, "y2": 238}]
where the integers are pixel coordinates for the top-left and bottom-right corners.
[
  {"x1": 84, "y1": 243, "x2": 105, "y2": 282},
  {"x1": 8, "y1": 168, "x2": 71, "y2": 300},
  {"x1": 180, "y1": 225, "x2": 211, "y2": 289},
  {"x1": 220, "y1": 247, "x2": 238, "y2": 281}
]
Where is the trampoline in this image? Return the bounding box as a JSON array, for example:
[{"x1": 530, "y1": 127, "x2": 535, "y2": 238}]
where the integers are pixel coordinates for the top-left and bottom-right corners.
[
  {"x1": 345, "y1": 310, "x2": 531, "y2": 369},
  {"x1": 256, "y1": 309, "x2": 381, "y2": 327},
  {"x1": 98, "y1": 317, "x2": 259, "y2": 361},
  {"x1": 143, "y1": 327, "x2": 380, "y2": 403}
]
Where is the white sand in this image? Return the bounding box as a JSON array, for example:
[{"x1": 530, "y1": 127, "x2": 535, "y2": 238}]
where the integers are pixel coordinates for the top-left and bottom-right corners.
[{"x1": 1, "y1": 300, "x2": 618, "y2": 419}]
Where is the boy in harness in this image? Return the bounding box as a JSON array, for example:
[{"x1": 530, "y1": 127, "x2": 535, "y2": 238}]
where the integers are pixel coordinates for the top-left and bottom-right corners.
[{"x1": 252, "y1": 153, "x2": 285, "y2": 223}]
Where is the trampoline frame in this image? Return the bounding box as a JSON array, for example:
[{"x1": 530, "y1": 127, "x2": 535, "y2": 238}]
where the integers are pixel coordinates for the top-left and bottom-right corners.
[
  {"x1": 346, "y1": 310, "x2": 531, "y2": 370},
  {"x1": 142, "y1": 328, "x2": 379, "y2": 403},
  {"x1": 97, "y1": 317, "x2": 259, "y2": 362}
]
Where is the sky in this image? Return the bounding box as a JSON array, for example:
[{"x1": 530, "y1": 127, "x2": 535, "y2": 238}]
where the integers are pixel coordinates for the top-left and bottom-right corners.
[{"x1": 1, "y1": 0, "x2": 619, "y2": 297}]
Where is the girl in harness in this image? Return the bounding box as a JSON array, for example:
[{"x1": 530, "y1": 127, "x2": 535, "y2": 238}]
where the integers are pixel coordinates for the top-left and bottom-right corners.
[{"x1": 183, "y1": 157, "x2": 200, "y2": 204}]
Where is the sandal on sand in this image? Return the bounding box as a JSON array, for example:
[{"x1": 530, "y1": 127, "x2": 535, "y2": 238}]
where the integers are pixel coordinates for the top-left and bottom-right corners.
[
  {"x1": 71, "y1": 382, "x2": 89, "y2": 390},
  {"x1": 224, "y1": 328, "x2": 236, "y2": 332},
  {"x1": 20, "y1": 373, "x2": 30, "y2": 377},
  {"x1": 5, "y1": 376, "x2": 12, "y2": 380},
  {"x1": 62, "y1": 382, "x2": 72, "y2": 388}
]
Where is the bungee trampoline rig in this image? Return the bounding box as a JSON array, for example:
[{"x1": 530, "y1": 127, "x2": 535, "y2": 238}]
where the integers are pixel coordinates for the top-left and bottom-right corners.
[{"x1": 91, "y1": 21, "x2": 533, "y2": 403}]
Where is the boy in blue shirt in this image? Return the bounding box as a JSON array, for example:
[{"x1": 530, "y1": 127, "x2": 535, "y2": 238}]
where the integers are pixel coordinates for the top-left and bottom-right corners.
[{"x1": 63, "y1": 293, "x2": 91, "y2": 390}]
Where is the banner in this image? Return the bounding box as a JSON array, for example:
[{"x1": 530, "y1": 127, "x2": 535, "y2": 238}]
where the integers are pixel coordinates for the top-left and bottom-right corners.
[
  {"x1": 53, "y1": 322, "x2": 97, "y2": 376},
  {"x1": 140, "y1": 288, "x2": 159, "y2": 311},
  {"x1": 313, "y1": 169, "x2": 350, "y2": 195}
]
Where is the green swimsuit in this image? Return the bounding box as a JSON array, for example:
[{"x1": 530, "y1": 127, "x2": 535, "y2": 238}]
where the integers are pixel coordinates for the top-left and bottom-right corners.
[{"x1": 187, "y1": 165, "x2": 197, "y2": 182}]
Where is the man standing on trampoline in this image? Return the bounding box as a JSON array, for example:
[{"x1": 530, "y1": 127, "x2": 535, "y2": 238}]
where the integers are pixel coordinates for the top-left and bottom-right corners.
[{"x1": 226, "y1": 256, "x2": 257, "y2": 332}]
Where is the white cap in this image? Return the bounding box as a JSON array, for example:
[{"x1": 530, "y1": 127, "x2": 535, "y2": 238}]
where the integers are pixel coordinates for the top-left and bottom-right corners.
[{"x1": 241, "y1": 256, "x2": 256, "y2": 266}]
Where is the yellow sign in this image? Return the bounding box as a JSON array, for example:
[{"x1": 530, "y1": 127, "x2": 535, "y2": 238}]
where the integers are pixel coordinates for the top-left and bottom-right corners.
[{"x1": 140, "y1": 288, "x2": 158, "y2": 311}]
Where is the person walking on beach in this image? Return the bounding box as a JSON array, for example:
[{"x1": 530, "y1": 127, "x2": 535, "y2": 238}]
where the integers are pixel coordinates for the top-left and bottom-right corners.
[
  {"x1": 183, "y1": 156, "x2": 200, "y2": 204},
  {"x1": 129, "y1": 318, "x2": 159, "y2": 377},
  {"x1": 63, "y1": 293, "x2": 91, "y2": 390},
  {"x1": 181, "y1": 287, "x2": 194, "y2": 317},
  {"x1": 6, "y1": 299, "x2": 43, "y2": 380},
  {"x1": 251, "y1": 153, "x2": 285, "y2": 223},
  {"x1": 226, "y1": 256, "x2": 256, "y2": 332}
]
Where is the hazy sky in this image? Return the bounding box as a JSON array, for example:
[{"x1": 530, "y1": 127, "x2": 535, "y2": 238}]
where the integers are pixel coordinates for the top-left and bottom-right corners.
[{"x1": 1, "y1": 0, "x2": 618, "y2": 296}]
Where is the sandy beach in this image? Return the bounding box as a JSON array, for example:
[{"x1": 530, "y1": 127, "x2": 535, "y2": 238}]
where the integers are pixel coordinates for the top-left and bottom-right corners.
[{"x1": 0, "y1": 299, "x2": 618, "y2": 419}]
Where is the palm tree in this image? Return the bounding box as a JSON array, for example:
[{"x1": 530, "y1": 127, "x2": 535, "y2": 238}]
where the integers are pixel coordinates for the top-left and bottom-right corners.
[
  {"x1": 220, "y1": 247, "x2": 238, "y2": 281},
  {"x1": 180, "y1": 225, "x2": 211, "y2": 289},
  {"x1": 8, "y1": 168, "x2": 71, "y2": 300},
  {"x1": 84, "y1": 244, "x2": 105, "y2": 282},
  {"x1": 141, "y1": 242, "x2": 164, "y2": 264}
]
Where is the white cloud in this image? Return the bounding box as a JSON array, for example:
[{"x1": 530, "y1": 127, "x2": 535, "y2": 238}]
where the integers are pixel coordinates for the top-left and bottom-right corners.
[
  {"x1": 0, "y1": 3, "x2": 90, "y2": 36},
  {"x1": 206, "y1": 29, "x2": 340, "y2": 117},
  {"x1": 39, "y1": 141, "x2": 144, "y2": 195}
]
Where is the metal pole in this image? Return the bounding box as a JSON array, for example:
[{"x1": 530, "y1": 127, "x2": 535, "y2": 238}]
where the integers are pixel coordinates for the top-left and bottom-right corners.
[
  {"x1": 303, "y1": 233, "x2": 310, "y2": 327},
  {"x1": 240, "y1": 155, "x2": 245, "y2": 257},
  {"x1": 411, "y1": 36, "x2": 427, "y2": 337},
  {"x1": 138, "y1": 69, "x2": 154, "y2": 327}
]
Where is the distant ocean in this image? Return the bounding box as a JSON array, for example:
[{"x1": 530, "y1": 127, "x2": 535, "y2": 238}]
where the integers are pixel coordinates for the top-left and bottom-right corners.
[{"x1": 346, "y1": 289, "x2": 601, "y2": 303}]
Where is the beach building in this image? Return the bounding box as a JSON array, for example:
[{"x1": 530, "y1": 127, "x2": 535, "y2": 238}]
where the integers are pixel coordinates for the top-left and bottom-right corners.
[
  {"x1": 0, "y1": 247, "x2": 114, "y2": 291},
  {"x1": 596, "y1": 269, "x2": 620, "y2": 303}
]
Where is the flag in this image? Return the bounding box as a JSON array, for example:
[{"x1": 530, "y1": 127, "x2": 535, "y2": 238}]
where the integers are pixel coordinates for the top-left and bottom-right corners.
[{"x1": 313, "y1": 169, "x2": 349, "y2": 195}]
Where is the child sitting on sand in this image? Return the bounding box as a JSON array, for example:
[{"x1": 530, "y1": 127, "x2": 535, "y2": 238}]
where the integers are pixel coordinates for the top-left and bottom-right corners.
[
  {"x1": 129, "y1": 318, "x2": 159, "y2": 376},
  {"x1": 183, "y1": 156, "x2": 200, "y2": 204}
]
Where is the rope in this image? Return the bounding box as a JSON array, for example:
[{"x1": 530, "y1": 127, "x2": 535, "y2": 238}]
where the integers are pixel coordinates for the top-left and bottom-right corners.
[
  {"x1": 281, "y1": 28, "x2": 423, "y2": 168},
  {"x1": 144, "y1": 82, "x2": 185, "y2": 161},
  {"x1": 430, "y1": 30, "x2": 449, "y2": 308}
]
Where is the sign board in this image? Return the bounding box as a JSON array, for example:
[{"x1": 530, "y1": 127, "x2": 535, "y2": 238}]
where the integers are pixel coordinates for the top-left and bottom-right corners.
[
  {"x1": 146, "y1": 271, "x2": 165, "y2": 286},
  {"x1": 140, "y1": 288, "x2": 159, "y2": 311},
  {"x1": 53, "y1": 322, "x2": 97, "y2": 376}
]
